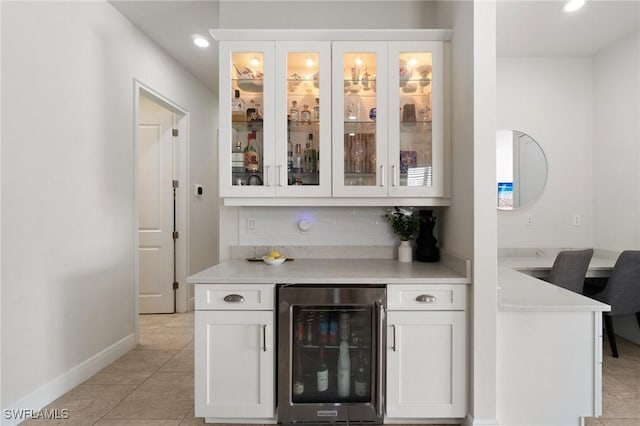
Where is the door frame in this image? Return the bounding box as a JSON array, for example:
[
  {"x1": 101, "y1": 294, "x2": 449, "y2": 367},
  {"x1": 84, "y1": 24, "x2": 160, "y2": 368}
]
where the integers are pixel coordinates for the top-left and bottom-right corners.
[{"x1": 133, "y1": 80, "x2": 190, "y2": 338}]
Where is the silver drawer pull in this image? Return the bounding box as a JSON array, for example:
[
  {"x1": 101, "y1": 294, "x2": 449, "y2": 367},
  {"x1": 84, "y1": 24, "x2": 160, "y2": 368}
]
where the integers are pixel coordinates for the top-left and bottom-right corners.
[
  {"x1": 416, "y1": 294, "x2": 437, "y2": 303},
  {"x1": 223, "y1": 294, "x2": 245, "y2": 303}
]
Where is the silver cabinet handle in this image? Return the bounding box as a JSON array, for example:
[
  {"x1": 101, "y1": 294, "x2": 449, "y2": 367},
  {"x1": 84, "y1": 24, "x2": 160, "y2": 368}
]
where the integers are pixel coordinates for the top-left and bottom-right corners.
[
  {"x1": 262, "y1": 324, "x2": 267, "y2": 352},
  {"x1": 380, "y1": 165, "x2": 385, "y2": 187},
  {"x1": 391, "y1": 324, "x2": 397, "y2": 352},
  {"x1": 416, "y1": 294, "x2": 437, "y2": 303},
  {"x1": 277, "y1": 165, "x2": 284, "y2": 186},
  {"x1": 377, "y1": 302, "x2": 386, "y2": 417},
  {"x1": 392, "y1": 164, "x2": 397, "y2": 187},
  {"x1": 265, "y1": 165, "x2": 270, "y2": 187},
  {"x1": 223, "y1": 294, "x2": 245, "y2": 303}
]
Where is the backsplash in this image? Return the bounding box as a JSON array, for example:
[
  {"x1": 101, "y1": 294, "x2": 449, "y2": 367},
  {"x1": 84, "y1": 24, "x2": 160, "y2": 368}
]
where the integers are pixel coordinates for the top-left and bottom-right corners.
[{"x1": 238, "y1": 207, "x2": 396, "y2": 246}]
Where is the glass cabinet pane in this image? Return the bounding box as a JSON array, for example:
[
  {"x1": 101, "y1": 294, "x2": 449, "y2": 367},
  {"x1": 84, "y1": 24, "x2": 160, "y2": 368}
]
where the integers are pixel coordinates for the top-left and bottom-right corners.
[
  {"x1": 291, "y1": 306, "x2": 373, "y2": 403},
  {"x1": 231, "y1": 52, "x2": 265, "y2": 186},
  {"x1": 398, "y1": 51, "x2": 433, "y2": 188},
  {"x1": 286, "y1": 52, "x2": 320, "y2": 187},
  {"x1": 342, "y1": 52, "x2": 377, "y2": 187}
]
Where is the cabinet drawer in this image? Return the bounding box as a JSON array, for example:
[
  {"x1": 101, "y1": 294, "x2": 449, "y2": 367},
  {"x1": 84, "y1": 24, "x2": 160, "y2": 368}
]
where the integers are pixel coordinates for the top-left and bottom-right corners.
[
  {"x1": 195, "y1": 284, "x2": 275, "y2": 310},
  {"x1": 387, "y1": 285, "x2": 466, "y2": 311}
]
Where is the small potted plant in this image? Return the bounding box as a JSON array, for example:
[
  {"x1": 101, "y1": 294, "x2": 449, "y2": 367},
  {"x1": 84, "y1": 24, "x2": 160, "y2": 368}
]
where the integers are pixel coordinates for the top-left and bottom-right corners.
[{"x1": 383, "y1": 207, "x2": 420, "y2": 262}]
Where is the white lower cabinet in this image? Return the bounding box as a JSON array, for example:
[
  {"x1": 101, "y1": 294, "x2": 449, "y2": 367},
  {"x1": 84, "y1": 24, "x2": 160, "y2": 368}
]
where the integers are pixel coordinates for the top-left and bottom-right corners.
[
  {"x1": 194, "y1": 309, "x2": 275, "y2": 421},
  {"x1": 386, "y1": 307, "x2": 466, "y2": 418}
]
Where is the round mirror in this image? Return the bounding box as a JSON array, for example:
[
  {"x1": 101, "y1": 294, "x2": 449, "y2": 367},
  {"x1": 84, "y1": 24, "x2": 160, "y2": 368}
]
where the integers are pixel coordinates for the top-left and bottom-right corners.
[{"x1": 496, "y1": 129, "x2": 547, "y2": 210}]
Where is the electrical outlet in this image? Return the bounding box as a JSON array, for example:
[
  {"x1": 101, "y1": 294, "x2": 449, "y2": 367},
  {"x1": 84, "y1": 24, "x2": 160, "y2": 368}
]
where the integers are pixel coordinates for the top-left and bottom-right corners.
[
  {"x1": 573, "y1": 215, "x2": 581, "y2": 226},
  {"x1": 527, "y1": 215, "x2": 534, "y2": 226},
  {"x1": 247, "y1": 218, "x2": 256, "y2": 233}
]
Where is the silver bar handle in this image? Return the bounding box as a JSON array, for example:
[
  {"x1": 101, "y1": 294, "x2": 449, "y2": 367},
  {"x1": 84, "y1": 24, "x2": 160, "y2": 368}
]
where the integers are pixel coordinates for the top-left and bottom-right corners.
[
  {"x1": 223, "y1": 294, "x2": 245, "y2": 303},
  {"x1": 377, "y1": 302, "x2": 386, "y2": 417},
  {"x1": 392, "y1": 164, "x2": 397, "y2": 187},
  {"x1": 262, "y1": 324, "x2": 267, "y2": 352},
  {"x1": 265, "y1": 165, "x2": 270, "y2": 187},
  {"x1": 380, "y1": 165, "x2": 385, "y2": 187},
  {"x1": 277, "y1": 165, "x2": 284, "y2": 186},
  {"x1": 416, "y1": 294, "x2": 437, "y2": 303},
  {"x1": 391, "y1": 324, "x2": 397, "y2": 352}
]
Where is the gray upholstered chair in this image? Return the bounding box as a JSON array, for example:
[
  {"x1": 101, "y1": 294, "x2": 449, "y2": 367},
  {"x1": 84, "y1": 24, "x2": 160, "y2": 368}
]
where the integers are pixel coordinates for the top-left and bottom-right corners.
[
  {"x1": 592, "y1": 250, "x2": 640, "y2": 358},
  {"x1": 547, "y1": 249, "x2": 594, "y2": 294}
]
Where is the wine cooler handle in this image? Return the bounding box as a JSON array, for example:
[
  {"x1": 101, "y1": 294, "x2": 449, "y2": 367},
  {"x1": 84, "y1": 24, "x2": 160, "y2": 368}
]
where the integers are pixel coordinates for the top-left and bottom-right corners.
[
  {"x1": 379, "y1": 165, "x2": 385, "y2": 187},
  {"x1": 262, "y1": 324, "x2": 267, "y2": 352},
  {"x1": 416, "y1": 294, "x2": 437, "y2": 303},
  {"x1": 223, "y1": 294, "x2": 245, "y2": 303},
  {"x1": 392, "y1": 164, "x2": 397, "y2": 187},
  {"x1": 391, "y1": 324, "x2": 397, "y2": 352},
  {"x1": 377, "y1": 302, "x2": 386, "y2": 418}
]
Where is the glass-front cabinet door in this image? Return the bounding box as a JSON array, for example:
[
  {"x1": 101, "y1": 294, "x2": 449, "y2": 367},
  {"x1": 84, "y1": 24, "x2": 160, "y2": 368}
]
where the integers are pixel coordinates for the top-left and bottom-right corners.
[
  {"x1": 219, "y1": 41, "x2": 275, "y2": 197},
  {"x1": 275, "y1": 42, "x2": 331, "y2": 196},
  {"x1": 332, "y1": 42, "x2": 388, "y2": 197},
  {"x1": 388, "y1": 41, "x2": 443, "y2": 197}
]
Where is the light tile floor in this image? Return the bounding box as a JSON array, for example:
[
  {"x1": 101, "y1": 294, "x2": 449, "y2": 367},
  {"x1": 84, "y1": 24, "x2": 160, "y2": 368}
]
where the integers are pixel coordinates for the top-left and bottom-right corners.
[{"x1": 19, "y1": 313, "x2": 640, "y2": 425}]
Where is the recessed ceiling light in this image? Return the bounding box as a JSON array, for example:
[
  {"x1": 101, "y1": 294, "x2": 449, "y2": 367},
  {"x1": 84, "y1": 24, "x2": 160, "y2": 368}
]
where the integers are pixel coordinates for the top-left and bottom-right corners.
[
  {"x1": 564, "y1": 0, "x2": 585, "y2": 13},
  {"x1": 193, "y1": 36, "x2": 210, "y2": 48}
]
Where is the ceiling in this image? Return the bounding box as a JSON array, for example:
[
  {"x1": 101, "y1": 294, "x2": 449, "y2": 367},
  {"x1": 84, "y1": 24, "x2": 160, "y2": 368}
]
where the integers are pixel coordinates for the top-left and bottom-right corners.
[{"x1": 109, "y1": 1, "x2": 640, "y2": 94}]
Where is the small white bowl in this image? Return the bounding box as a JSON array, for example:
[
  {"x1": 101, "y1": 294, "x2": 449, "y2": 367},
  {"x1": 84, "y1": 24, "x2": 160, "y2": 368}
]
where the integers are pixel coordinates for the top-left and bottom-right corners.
[{"x1": 262, "y1": 256, "x2": 286, "y2": 265}]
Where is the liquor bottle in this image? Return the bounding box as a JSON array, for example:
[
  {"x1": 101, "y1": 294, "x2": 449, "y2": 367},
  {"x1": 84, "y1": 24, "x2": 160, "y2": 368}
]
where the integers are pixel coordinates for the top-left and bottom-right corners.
[
  {"x1": 354, "y1": 349, "x2": 368, "y2": 397},
  {"x1": 294, "y1": 143, "x2": 303, "y2": 173},
  {"x1": 318, "y1": 314, "x2": 328, "y2": 345},
  {"x1": 337, "y1": 340, "x2": 351, "y2": 397},
  {"x1": 244, "y1": 131, "x2": 259, "y2": 172},
  {"x1": 304, "y1": 133, "x2": 317, "y2": 174},
  {"x1": 339, "y1": 312, "x2": 350, "y2": 342},
  {"x1": 287, "y1": 139, "x2": 294, "y2": 173},
  {"x1": 316, "y1": 346, "x2": 329, "y2": 392},
  {"x1": 305, "y1": 313, "x2": 315, "y2": 345},
  {"x1": 231, "y1": 89, "x2": 245, "y2": 122},
  {"x1": 293, "y1": 342, "x2": 305, "y2": 396},
  {"x1": 313, "y1": 98, "x2": 320, "y2": 122},
  {"x1": 301, "y1": 104, "x2": 311, "y2": 123},
  {"x1": 232, "y1": 139, "x2": 244, "y2": 173},
  {"x1": 290, "y1": 100, "x2": 300, "y2": 123}
]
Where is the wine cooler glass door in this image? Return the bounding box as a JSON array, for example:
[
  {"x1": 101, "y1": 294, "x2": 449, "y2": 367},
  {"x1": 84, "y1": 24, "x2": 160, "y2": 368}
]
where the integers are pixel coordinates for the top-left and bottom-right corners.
[{"x1": 278, "y1": 286, "x2": 385, "y2": 424}]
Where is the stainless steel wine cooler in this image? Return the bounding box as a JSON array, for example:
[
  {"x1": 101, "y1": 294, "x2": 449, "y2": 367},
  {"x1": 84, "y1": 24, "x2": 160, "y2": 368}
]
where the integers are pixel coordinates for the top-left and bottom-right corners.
[{"x1": 277, "y1": 285, "x2": 386, "y2": 424}]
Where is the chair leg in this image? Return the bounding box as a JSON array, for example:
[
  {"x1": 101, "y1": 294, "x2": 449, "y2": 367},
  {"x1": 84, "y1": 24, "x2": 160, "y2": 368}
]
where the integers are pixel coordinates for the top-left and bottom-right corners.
[{"x1": 604, "y1": 314, "x2": 619, "y2": 358}]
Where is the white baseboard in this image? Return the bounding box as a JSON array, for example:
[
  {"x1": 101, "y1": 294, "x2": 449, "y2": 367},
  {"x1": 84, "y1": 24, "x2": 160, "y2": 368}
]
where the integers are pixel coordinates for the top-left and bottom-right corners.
[
  {"x1": 464, "y1": 414, "x2": 499, "y2": 426},
  {"x1": 1, "y1": 333, "x2": 136, "y2": 426}
]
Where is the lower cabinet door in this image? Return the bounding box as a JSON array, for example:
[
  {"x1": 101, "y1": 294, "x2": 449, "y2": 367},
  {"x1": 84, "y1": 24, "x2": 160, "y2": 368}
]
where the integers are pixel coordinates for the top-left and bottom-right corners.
[
  {"x1": 195, "y1": 310, "x2": 274, "y2": 419},
  {"x1": 386, "y1": 310, "x2": 466, "y2": 418}
]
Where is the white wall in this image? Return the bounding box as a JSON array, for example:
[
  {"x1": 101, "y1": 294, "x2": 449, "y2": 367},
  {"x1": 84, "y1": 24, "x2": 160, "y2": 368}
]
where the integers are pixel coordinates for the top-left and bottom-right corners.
[
  {"x1": 497, "y1": 57, "x2": 594, "y2": 249},
  {"x1": 593, "y1": 31, "x2": 640, "y2": 344},
  {"x1": 593, "y1": 31, "x2": 640, "y2": 252},
  {"x1": 1, "y1": 0, "x2": 217, "y2": 411}
]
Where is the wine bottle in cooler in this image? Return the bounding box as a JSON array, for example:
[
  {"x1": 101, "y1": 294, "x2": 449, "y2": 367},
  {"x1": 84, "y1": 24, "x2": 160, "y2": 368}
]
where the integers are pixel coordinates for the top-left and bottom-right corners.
[
  {"x1": 354, "y1": 348, "x2": 368, "y2": 397},
  {"x1": 293, "y1": 342, "x2": 305, "y2": 396},
  {"x1": 316, "y1": 346, "x2": 329, "y2": 392},
  {"x1": 337, "y1": 340, "x2": 351, "y2": 397}
]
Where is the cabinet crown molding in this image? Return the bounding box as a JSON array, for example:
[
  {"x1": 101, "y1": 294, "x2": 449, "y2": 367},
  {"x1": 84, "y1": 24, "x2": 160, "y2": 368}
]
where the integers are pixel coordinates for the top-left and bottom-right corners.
[{"x1": 210, "y1": 29, "x2": 453, "y2": 42}]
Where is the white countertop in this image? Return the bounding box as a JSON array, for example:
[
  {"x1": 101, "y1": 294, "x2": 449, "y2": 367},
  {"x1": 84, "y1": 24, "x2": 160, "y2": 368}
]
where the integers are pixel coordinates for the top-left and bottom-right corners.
[
  {"x1": 498, "y1": 256, "x2": 611, "y2": 312},
  {"x1": 187, "y1": 259, "x2": 470, "y2": 285},
  {"x1": 499, "y1": 255, "x2": 615, "y2": 277}
]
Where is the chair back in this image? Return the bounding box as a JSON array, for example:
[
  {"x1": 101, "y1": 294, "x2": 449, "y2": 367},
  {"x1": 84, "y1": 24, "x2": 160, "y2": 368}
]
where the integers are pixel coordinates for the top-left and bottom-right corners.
[
  {"x1": 599, "y1": 250, "x2": 640, "y2": 315},
  {"x1": 548, "y1": 249, "x2": 594, "y2": 294}
]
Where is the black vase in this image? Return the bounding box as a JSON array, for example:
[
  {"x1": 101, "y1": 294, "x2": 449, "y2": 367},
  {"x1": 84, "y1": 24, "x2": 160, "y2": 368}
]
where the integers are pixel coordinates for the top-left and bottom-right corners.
[{"x1": 416, "y1": 210, "x2": 440, "y2": 263}]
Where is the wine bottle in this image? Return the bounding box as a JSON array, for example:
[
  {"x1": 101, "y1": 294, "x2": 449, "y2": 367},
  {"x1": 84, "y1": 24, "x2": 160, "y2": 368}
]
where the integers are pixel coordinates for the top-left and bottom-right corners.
[
  {"x1": 354, "y1": 349, "x2": 368, "y2": 397},
  {"x1": 293, "y1": 342, "x2": 305, "y2": 396},
  {"x1": 316, "y1": 346, "x2": 329, "y2": 392},
  {"x1": 244, "y1": 131, "x2": 259, "y2": 172},
  {"x1": 337, "y1": 340, "x2": 351, "y2": 397}
]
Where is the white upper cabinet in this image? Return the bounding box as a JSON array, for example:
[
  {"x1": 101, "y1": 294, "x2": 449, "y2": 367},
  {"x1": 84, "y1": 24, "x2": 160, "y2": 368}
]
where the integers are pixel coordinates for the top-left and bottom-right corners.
[{"x1": 215, "y1": 31, "x2": 448, "y2": 204}]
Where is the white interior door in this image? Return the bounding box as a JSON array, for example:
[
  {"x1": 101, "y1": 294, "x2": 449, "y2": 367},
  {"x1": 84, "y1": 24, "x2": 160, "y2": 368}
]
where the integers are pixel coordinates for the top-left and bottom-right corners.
[{"x1": 138, "y1": 94, "x2": 176, "y2": 314}]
